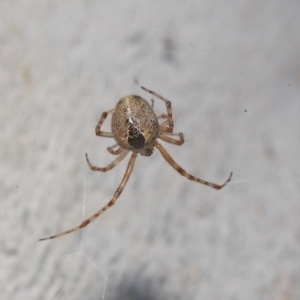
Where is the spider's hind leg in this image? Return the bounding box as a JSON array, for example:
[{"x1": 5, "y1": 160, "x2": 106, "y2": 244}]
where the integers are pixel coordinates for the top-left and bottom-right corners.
[
  {"x1": 39, "y1": 152, "x2": 138, "y2": 241},
  {"x1": 155, "y1": 141, "x2": 232, "y2": 190}
]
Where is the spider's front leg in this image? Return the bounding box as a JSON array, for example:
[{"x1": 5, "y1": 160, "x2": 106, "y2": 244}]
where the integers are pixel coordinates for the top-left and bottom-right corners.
[{"x1": 141, "y1": 86, "x2": 174, "y2": 133}]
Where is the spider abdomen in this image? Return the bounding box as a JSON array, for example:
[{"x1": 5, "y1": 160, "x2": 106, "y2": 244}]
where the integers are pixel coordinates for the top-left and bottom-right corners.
[{"x1": 111, "y1": 95, "x2": 159, "y2": 151}]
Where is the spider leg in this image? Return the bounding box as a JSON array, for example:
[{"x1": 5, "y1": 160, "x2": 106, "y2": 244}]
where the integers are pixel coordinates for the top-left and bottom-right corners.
[
  {"x1": 155, "y1": 141, "x2": 232, "y2": 190},
  {"x1": 159, "y1": 120, "x2": 169, "y2": 128},
  {"x1": 86, "y1": 150, "x2": 128, "y2": 172},
  {"x1": 39, "y1": 152, "x2": 138, "y2": 241},
  {"x1": 96, "y1": 109, "x2": 114, "y2": 138},
  {"x1": 157, "y1": 114, "x2": 168, "y2": 120},
  {"x1": 141, "y1": 86, "x2": 174, "y2": 133},
  {"x1": 158, "y1": 132, "x2": 184, "y2": 146},
  {"x1": 158, "y1": 115, "x2": 173, "y2": 131},
  {"x1": 107, "y1": 144, "x2": 123, "y2": 155}
]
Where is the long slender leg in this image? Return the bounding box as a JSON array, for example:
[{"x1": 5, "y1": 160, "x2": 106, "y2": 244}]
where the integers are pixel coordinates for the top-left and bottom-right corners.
[
  {"x1": 39, "y1": 152, "x2": 138, "y2": 241},
  {"x1": 107, "y1": 144, "x2": 123, "y2": 155},
  {"x1": 95, "y1": 109, "x2": 114, "y2": 138},
  {"x1": 141, "y1": 86, "x2": 174, "y2": 133},
  {"x1": 159, "y1": 132, "x2": 184, "y2": 146},
  {"x1": 86, "y1": 150, "x2": 128, "y2": 172},
  {"x1": 155, "y1": 141, "x2": 232, "y2": 190}
]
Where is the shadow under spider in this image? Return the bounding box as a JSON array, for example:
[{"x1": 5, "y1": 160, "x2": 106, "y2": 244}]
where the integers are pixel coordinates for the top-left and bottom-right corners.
[{"x1": 105, "y1": 272, "x2": 177, "y2": 300}]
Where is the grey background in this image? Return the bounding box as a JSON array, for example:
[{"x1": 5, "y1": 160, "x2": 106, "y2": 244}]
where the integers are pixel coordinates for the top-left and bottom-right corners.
[{"x1": 1, "y1": 1, "x2": 300, "y2": 299}]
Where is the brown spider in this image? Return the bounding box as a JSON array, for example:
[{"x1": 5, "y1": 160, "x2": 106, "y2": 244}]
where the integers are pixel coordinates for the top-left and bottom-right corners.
[{"x1": 39, "y1": 86, "x2": 232, "y2": 241}]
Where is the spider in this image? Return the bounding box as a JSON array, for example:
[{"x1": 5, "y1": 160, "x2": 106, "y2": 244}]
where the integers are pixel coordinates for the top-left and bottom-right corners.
[{"x1": 39, "y1": 86, "x2": 232, "y2": 241}]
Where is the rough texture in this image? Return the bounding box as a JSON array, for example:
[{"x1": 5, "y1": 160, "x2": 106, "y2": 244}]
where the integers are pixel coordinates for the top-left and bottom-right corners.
[
  {"x1": 1, "y1": 1, "x2": 300, "y2": 300},
  {"x1": 112, "y1": 96, "x2": 159, "y2": 151}
]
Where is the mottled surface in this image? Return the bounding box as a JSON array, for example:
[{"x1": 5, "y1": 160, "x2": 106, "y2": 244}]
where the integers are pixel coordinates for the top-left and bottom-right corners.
[
  {"x1": 1, "y1": 1, "x2": 300, "y2": 300},
  {"x1": 112, "y1": 96, "x2": 158, "y2": 151}
]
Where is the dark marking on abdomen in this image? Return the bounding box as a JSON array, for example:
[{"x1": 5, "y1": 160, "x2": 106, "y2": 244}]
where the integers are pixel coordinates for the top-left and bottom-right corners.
[{"x1": 128, "y1": 124, "x2": 145, "y2": 149}]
